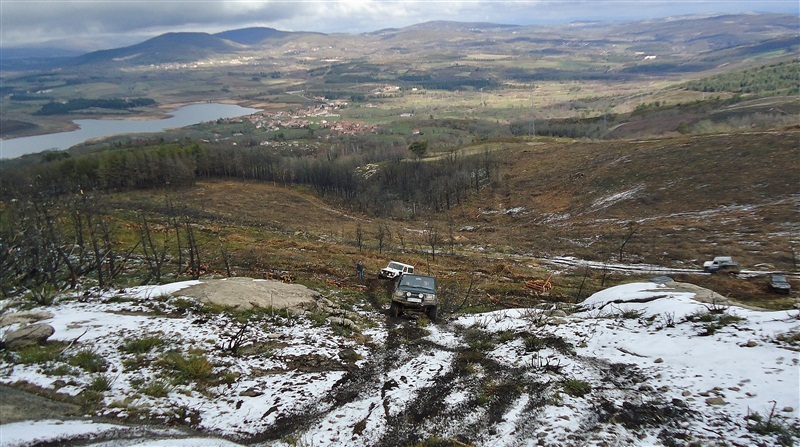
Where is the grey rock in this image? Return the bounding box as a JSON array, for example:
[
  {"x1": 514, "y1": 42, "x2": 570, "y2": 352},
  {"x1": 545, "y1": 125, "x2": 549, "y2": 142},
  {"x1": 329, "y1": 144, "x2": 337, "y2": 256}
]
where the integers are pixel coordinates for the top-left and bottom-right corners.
[
  {"x1": 547, "y1": 317, "x2": 568, "y2": 326},
  {"x1": 239, "y1": 387, "x2": 264, "y2": 397},
  {"x1": 338, "y1": 348, "x2": 361, "y2": 363},
  {"x1": 0, "y1": 310, "x2": 54, "y2": 328},
  {"x1": 4, "y1": 323, "x2": 56, "y2": 349},
  {"x1": 327, "y1": 317, "x2": 359, "y2": 331}
]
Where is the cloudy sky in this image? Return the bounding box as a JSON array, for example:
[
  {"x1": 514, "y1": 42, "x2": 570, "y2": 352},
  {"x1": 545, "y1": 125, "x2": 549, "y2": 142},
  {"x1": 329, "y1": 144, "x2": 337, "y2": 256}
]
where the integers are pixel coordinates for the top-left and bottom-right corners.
[{"x1": 1, "y1": 0, "x2": 797, "y2": 51}]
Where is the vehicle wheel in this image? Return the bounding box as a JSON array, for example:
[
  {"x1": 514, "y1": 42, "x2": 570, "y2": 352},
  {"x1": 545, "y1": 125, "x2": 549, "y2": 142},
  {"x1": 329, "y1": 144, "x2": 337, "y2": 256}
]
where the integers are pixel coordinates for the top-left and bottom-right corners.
[
  {"x1": 427, "y1": 306, "x2": 438, "y2": 322},
  {"x1": 389, "y1": 301, "x2": 401, "y2": 318}
]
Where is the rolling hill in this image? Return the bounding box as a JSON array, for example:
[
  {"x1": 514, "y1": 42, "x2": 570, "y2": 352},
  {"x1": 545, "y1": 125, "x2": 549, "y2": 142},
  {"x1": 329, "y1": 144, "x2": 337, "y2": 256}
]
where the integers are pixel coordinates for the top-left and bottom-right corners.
[
  {"x1": 75, "y1": 32, "x2": 246, "y2": 65},
  {"x1": 3, "y1": 13, "x2": 795, "y2": 70}
]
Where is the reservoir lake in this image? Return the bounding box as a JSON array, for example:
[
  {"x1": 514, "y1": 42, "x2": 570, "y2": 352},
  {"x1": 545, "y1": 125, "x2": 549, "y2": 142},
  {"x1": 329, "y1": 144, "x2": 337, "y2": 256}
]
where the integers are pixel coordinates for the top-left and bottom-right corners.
[{"x1": 0, "y1": 103, "x2": 259, "y2": 159}]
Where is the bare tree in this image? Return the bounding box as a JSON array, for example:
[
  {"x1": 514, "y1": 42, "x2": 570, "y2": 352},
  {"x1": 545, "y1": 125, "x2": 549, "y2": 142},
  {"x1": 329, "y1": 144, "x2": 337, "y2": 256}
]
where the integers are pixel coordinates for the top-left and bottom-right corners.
[
  {"x1": 375, "y1": 224, "x2": 386, "y2": 254},
  {"x1": 446, "y1": 214, "x2": 456, "y2": 255},
  {"x1": 185, "y1": 219, "x2": 202, "y2": 279},
  {"x1": 138, "y1": 211, "x2": 170, "y2": 284},
  {"x1": 355, "y1": 223, "x2": 364, "y2": 252},
  {"x1": 618, "y1": 221, "x2": 639, "y2": 262},
  {"x1": 444, "y1": 273, "x2": 477, "y2": 315},
  {"x1": 575, "y1": 264, "x2": 593, "y2": 303},
  {"x1": 425, "y1": 224, "x2": 441, "y2": 261},
  {"x1": 165, "y1": 197, "x2": 184, "y2": 275},
  {"x1": 78, "y1": 192, "x2": 130, "y2": 288},
  {"x1": 220, "y1": 238, "x2": 233, "y2": 277}
]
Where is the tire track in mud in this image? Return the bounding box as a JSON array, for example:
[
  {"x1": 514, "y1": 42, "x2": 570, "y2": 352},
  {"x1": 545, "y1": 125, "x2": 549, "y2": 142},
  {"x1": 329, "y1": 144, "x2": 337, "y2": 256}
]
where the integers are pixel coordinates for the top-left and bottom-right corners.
[
  {"x1": 244, "y1": 283, "x2": 447, "y2": 445},
  {"x1": 246, "y1": 286, "x2": 696, "y2": 447}
]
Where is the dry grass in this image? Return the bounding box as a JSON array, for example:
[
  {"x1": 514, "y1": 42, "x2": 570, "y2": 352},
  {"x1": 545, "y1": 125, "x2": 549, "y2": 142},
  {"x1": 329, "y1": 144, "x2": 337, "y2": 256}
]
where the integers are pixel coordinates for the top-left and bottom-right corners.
[{"x1": 107, "y1": 128, "x2": 797, "y2": 308}]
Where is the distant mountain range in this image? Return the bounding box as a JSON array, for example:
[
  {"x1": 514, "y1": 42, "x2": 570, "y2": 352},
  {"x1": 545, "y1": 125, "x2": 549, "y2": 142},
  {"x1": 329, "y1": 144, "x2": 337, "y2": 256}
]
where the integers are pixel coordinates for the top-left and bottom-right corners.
[{"x1": 2, "y1": 13, "x2": 797, "y2": 69}]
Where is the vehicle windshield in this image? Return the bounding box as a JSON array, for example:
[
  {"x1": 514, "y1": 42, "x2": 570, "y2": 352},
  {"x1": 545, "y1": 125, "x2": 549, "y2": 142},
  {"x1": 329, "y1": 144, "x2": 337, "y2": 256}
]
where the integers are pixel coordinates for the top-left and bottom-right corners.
[
  {"x1": 388, "y1": 262, "x2": 406, "y2": 270},
  {"x1": 398, "y1": 275, "x2": 435, "y2": 292}
]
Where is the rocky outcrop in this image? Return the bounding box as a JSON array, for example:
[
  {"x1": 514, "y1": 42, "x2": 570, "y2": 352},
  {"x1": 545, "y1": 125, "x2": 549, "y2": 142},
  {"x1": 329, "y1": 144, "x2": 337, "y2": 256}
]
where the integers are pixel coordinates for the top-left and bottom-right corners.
[
  {"x1": 177, "y1": 277, "x2": 320, "y2": 311},
  {"x1": 0, "y1": 310, "x2": 54, "y2": 327}
]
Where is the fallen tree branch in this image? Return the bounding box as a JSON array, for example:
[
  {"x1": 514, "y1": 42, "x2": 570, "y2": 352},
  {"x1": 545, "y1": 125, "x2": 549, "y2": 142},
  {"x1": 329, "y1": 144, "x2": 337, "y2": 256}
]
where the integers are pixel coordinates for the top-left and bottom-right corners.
[{"x1": 60, "y1": 329, "x2": 88, "y2": 356}]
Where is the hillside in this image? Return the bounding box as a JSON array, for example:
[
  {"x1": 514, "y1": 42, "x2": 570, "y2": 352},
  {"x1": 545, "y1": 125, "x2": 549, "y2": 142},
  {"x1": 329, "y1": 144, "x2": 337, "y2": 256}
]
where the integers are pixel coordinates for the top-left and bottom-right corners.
[
  {"x1": 1, "y1": 13, "x2": 797, "y2": 143},
  {"x1": 2, "y1": 278, "x2": 797, "y2": 446},
  {"x1": 94, "y1": 130, "x2": 796, "y2": 276},
  {"x1": 454, "y1": 131, "x2": 800, "y2": 268},
  {"x1": 75, "y1": 32, "x2": 246, "y2": 65},
  {"x1": 0, "y1": 13, "x2": 798, "y2": 446},
  {"x1": 2, "y1": 128, "x2": 798, "y2": 443},
  {"x1": 15, "y1": 128, "x2": 784, "y2": 311}
]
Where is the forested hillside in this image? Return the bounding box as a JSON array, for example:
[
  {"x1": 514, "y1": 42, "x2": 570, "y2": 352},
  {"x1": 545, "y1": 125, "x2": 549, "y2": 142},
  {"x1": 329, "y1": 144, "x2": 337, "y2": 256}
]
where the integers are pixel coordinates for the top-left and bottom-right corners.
[{"x1": 682, "y1": 59, "x2": 799, "y2": 95}]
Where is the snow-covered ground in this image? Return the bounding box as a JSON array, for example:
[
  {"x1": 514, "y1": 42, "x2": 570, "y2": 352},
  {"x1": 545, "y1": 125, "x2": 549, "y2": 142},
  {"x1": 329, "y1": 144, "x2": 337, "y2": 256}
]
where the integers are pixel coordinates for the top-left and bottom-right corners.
[{"x1": 1, "y1": 280, "x2": 798, "y2": 446}]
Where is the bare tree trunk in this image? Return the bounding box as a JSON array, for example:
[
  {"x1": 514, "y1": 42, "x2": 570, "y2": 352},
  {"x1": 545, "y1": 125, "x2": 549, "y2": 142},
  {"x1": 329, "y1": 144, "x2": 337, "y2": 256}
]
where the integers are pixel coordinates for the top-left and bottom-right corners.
[
  {"x1": 355, "y1": 223, "x2": 363, "y2": 252},
  {"x1": 185, "y1": 219, "x2": 201, "y2": 279}
]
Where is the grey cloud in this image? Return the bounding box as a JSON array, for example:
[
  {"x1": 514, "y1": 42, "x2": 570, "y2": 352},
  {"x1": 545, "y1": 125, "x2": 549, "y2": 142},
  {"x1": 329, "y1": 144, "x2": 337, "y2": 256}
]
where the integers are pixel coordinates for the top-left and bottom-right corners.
[
  {"x1": 1, "y1": 0, "x2": 796, "y2": 50},
  {"x1": 2, "y1": 0, "x2": 308, "y2": 47}
]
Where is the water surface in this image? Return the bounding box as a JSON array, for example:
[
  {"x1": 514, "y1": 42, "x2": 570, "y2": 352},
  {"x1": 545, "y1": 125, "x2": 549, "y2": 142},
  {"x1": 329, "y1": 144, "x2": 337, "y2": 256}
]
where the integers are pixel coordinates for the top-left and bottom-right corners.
[{"x1": 1, "y1": 103, "x2": 259, "y2": 159}]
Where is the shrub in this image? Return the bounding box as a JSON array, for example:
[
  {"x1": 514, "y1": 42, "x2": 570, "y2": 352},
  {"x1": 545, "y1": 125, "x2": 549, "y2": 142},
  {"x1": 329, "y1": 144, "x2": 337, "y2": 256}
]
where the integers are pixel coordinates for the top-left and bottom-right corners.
[
  {"x1": 776, "y1": 329, "x2": 800, "y2": 346},
  {"x1": 88, "y1": 374, "x2": 113, "y2": 392},
  {"x1": 746, "y1": 404, "x2": 800, "y2": 447},
  {"x1": 523, "y1": 336, "x2": 546, "y2": 352},
  {"x1": 455, "y1": 350, "x2": 486, "y2": 369},
  {"x1": 11, "y1": 343, "x2": 65, "y2": 364},
  {"x1": 77, "y1": 389, "x2": 105, "y2": 412},
  {"x1": 68, "y1": 349, "x2": 109, "y2": 373},
  {"x1": 685, "y1": 309, "x2": 745, "y2": 336},
  {"x1": 44, "y1": 364, "x2": 79, "y2": 376},
  {"x1": 496, "y1": 330, "x2": 518, "y2": 343},
  {"x1": 122, "y1": 355, "x2": 152, "y2": 371},
  {"x1": 560, "y1": 378, "x2": 592, "y2": 397},
  {"x1": 468, "y1": 338, "x2": 496, "y2": 351},
  {"x1": 304, "y1": 310, "x2": 328, "y2": 327},
  {"x1": 463, "y1": 327, "x2": 495, "y2": 351},
  {"x1": 138, "y1": 379, "x2": 174, "y2": 397},
  {"x1": 618, "y1": 308, "x2": 645, "y2": 319},
  {"x1": 121, "y1": 335, "x2": 165, "y2": 354},
  {"x1": 162, "y1": 350, "x2": 213, "y2": 382}
]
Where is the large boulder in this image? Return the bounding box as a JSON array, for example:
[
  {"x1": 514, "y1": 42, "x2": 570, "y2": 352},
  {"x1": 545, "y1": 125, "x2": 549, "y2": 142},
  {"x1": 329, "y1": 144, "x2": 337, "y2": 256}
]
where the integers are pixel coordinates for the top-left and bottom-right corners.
[
  {"x1": 4, "y1": 323, "x2": 55, "y2": 349},
  {"x1": 0, "y1": 310, "x2": 54, "y2": 327},
  {"x1": 176, "y1": 277, "x2": 319, "y2": 311}
]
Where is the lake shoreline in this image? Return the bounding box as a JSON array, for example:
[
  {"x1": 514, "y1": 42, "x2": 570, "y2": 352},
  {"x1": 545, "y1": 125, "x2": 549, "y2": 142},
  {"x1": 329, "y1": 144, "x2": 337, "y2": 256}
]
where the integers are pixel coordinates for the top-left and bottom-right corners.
[
  {"x1": 0, "y1": 102, "x2": 260, "y2": 159},
  {"x1": 0, "y1": 100, "x2": 253, "y2": 141}
]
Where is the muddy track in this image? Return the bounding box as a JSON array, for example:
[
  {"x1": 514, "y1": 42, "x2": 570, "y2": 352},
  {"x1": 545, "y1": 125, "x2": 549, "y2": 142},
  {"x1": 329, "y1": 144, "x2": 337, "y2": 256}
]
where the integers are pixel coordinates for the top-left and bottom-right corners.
[
  {"x1": 244, "y1": 283, "x2": 439, "y2": 445},
  {"x1": 210, "y1": 278, "x2": 696, "y2": 446}
]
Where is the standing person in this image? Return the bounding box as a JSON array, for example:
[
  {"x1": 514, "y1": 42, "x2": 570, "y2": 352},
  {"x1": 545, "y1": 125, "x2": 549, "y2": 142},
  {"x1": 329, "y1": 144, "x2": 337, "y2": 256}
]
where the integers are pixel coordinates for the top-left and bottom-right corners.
[{"x1": 357, "y1": 260, "x2": 364, "y2": 282}]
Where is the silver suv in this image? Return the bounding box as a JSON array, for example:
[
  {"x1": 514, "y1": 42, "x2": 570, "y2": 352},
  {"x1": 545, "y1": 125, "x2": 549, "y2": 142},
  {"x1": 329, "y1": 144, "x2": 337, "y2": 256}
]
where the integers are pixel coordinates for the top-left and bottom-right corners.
[{"x1": 389, "y1": 274, "x2": 438, "y2": 321}]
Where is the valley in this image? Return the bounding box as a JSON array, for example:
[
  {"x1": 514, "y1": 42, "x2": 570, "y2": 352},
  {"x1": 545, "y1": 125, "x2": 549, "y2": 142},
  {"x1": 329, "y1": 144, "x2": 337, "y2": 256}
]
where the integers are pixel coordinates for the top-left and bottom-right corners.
[{"x1": 0, "y1": 12, "x2": 798, "y2": 447}]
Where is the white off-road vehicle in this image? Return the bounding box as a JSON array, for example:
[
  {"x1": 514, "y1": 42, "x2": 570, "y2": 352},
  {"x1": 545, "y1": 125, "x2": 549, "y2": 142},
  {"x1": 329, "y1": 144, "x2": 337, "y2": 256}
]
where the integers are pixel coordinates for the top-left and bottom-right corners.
[
  {"x1": 702, "y1": 256, "x2": 740, "y2": 273},
  {"x1": 378, "y1": 261, "x2": 414, "y2": 280}
]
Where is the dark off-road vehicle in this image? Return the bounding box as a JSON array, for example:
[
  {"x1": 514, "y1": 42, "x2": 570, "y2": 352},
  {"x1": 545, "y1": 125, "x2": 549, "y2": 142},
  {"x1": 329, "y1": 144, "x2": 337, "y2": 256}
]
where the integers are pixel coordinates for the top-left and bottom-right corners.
[
  {"x1": 389, "y1": 274, "x2": 438, "y2": 321},
  {"x1": 768, "y1": 274, "x2": 791, "y2": 294}
]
